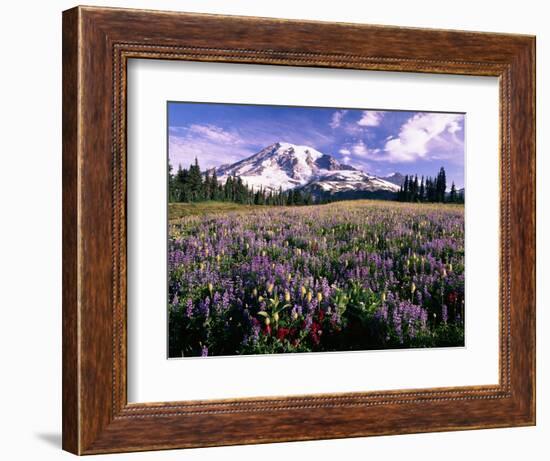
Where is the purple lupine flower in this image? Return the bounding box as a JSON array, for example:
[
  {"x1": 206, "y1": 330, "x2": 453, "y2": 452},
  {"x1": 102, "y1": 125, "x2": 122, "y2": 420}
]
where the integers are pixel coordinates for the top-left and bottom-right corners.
[
  {"x1": 171, "y1": 294, "x2": 179, "y2": 308},
  {"x1": 250, "y1": 319, "x2": 261, "y2": 344},
  {"x1": 185, "y1": 298, "x2": 194, "y2": 318},
  {"x1": 392, "y1": 307, "x2": 403, "y2": 343},
  {"x1": 168, "y1": 198, "x2": 464, "y2": 356},
  {"x1": 212, "y1": 291, "x2": 222, "y2": 313},
  {"x1": 321, "y1": 277, "x2": 331, "y2": 300},
  {"x1": 442, "y1": 304, "x2": 448, "y2": 324},
  {"x1": 222, "y1": 290, "x2": 230, "y2": 310},
  {"x1": 198, "y1": 297, "x2": 210, "y2": 318},
  {"x1": 375, "y1": 303, "x2": 388, "y2": 322},
  {"x1": 304, "y1": 314, "x2": 313, "y2": 332}
]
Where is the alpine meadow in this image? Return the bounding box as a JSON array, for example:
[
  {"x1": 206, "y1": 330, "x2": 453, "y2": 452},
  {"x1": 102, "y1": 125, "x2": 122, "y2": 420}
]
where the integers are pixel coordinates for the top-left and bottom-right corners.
[{"x1": 167, "y1": 102, "x2": 465, "y2": 358}]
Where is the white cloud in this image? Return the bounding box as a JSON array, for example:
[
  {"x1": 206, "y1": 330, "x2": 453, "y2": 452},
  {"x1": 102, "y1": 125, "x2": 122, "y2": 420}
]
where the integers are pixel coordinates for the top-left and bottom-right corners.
[
  {"x1": 187, "y1": 124, "x2": 241, "y2": 144},
  {"x1": 169, "y1": 135, "x2": 245, "y2": 170},
  {"x1": 357, "y1": 111, "x2": 383, "y2": 127},
  {"x1": 338, "y1": 141, "x2": 375, "y2": 161},
  {"x1": 352, "y1": 140, "x2": 369, "y2": 157},
  {"x1": 169, "y1": 118, "x2": 337, "y2": 171},
  {"x1": 330, "y1": 110, "x2": 348, "y2": 129},
  {"x1": 446, "y1": 119, "x2": 462, "y2": 133},
  {"x1": 337, "y1": 143, "x2": 374, "y2": 171},
  {"x1": 168, "y1": 123, "x2": 248, "y2": 169},
  {"x1": 384, "y1": 113, "x2": 463, "y2": 162}
]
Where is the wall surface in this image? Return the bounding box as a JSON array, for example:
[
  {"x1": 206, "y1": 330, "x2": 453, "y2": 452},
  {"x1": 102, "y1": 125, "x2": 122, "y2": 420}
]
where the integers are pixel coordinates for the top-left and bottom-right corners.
[{"x1": 0, "y1": 0, "x2": 546, "y2": 459}]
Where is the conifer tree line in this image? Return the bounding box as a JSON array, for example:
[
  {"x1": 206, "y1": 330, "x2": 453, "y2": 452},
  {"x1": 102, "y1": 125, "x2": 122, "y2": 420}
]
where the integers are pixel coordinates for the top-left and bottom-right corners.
[
  {"x1": 169, "y1": 159, "x2": 314, "y2": 206},
  {"x1": 397, "y1": 167, "x2": 464, "y2": 203}
]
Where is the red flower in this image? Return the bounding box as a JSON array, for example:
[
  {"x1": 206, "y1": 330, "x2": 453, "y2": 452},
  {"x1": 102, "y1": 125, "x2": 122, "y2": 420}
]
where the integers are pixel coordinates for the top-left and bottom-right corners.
[
  {"x1": 447, "y1": 291, "x2": 458, "y2": 304},
  {"x1": 277, "y1": 327, "x2": 290, "y2": 341},
  {"x1": 263, "y1": 324, "x2": 272, "y2": 336},
  {"x1": 310, "y1": 321, "x2": 323, "y2": 346},
  {"x1": 318, "y1": 310, "x2": 325, "y2": 322}
]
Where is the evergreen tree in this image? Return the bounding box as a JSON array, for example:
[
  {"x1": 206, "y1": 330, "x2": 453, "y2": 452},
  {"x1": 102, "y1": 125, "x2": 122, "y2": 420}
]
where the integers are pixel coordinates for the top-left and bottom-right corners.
[
  {"x1": 286, "y1": 190, "x2": 293, "y2": 206},
  {"x1": 187, "y1": 157, "x2": 203, "y2": 201},
  {"x1": 224, "y1": 176, "x2": 233, "y2": 201},
  {"x1": 395, "y1": 167, "x2": 451, "y2": 203},
  {"x1": 176, "y1": 164, "x2": 189, "y2": 202},
  {"x1": 211, "y1": 170, "x2": 219, "y2": 200},
  {"x1": 234, "y1": 177, "x2": 245, "y2": 203},
  {"x1": 168, "y1": 162, "x2": 176, "y2": 202},
  {"x1": 450, "y1": 181, "x2": 457, "y2": 203},
  {"x1": 425, "y1": 177, "x2": 432, "y2": 202},
  {"x1": 413, "y1": 175, "x2": 419, "y2": 201},
  {"x1": 436, "y1": 167, "x2": 447, "y2": 202},
  {"x1": 203, "y1": 171, "x2": 212, "y2": 200}
]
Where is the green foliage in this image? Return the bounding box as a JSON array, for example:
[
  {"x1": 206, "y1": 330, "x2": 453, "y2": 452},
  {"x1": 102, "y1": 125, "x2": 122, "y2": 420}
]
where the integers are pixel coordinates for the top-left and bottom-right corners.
[
  {"x1": 169, "y1": 158, "x2": 314, "y2": 206},
  {"x1": 397, "y1": 167, "x2": 463, "y2": 204}
]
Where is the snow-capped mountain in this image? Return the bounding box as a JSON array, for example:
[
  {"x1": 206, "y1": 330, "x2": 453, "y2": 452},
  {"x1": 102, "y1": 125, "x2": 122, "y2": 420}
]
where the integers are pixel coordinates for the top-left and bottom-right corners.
[
  {"x1": 381, "y1": 172, "x2": 406, "y2": 187},
  {"x1": 215, "y1": 142, "x2": 399, "y2": 197},
  {"x1": 216, "y1": 142, "x2": 354, "y2": 192}
]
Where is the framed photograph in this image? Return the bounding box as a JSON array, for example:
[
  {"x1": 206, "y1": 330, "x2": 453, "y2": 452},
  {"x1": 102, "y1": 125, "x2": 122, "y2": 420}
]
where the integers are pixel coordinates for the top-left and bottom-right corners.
[{"x1": 62, "y1": 6, "x2": 535, "y2": 455}]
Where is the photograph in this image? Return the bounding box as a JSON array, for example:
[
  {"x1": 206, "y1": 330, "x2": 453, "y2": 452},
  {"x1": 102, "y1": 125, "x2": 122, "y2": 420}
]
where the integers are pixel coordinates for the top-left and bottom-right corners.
[
  {"x1": 53, "y1": 4, "x2": 536, "y2": 455},
  {"x1": 167, "y1": 102, "x2": 466, "y2": 358}
]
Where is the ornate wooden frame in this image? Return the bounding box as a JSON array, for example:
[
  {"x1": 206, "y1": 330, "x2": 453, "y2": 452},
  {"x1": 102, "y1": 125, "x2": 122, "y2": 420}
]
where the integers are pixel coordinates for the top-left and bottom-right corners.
[{"x1": 62, "y1": 5, "x2": 536, "y2": 455}]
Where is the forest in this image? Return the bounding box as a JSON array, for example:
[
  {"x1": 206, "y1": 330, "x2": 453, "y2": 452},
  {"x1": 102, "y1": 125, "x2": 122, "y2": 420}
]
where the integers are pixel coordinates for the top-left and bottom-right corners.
[
  {"x1": 169, "y1": 159, "x2": 464, "y2": 206},
  {"x1": 169, "y1": 159, "x2": 315, "y2": 206},
  {"x1": 397, "y1": 168, "x2": 464, "y2": 203}
]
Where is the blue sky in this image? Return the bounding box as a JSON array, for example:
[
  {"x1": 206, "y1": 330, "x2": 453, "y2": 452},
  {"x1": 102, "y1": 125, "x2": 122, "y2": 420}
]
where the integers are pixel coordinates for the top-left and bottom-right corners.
[{"x1": 168, "y1": 102, "x2": 465, "y2": 188}]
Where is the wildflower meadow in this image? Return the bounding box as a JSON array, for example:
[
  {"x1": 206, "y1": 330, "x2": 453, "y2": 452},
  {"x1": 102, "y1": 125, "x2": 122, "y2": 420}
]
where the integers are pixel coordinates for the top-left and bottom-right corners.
[{"x1": 168, "y1": 200, "x2": 465, "y2": 357}]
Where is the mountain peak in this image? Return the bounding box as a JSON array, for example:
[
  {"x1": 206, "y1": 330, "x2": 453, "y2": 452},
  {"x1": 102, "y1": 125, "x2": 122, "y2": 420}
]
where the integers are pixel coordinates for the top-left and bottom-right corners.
[
  {"x1": 263, "y1": 142, "x2": 324, "y2": 159},
  {"x1": 215, "y1": 143, "x2": 398, "y2": 195},
  {"x1": 381, "y1": 172, "x2": 405, "y2": 187}
]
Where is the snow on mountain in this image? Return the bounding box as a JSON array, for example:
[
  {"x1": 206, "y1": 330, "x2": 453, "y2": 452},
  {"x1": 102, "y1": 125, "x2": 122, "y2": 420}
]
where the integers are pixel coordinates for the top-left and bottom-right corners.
[
  {"x1": 216, "y1": 142, "x2": 355, "y2": 192},
  {"x1": 302, "y1": 170, "x2": 400, "y2": 194},
  {"x1": 215, "y1": 142, "x2": 399, "y2": 196}
]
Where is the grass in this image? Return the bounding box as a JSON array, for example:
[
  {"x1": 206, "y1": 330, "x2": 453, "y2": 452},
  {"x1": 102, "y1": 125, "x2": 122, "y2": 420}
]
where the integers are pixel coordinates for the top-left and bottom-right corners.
[
  {"x1": 168, "y1": 201, "x2": 266, "y2": 220},
  {"x1": 169, "y1": 199, "x2": 464, "y2": 221}
]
